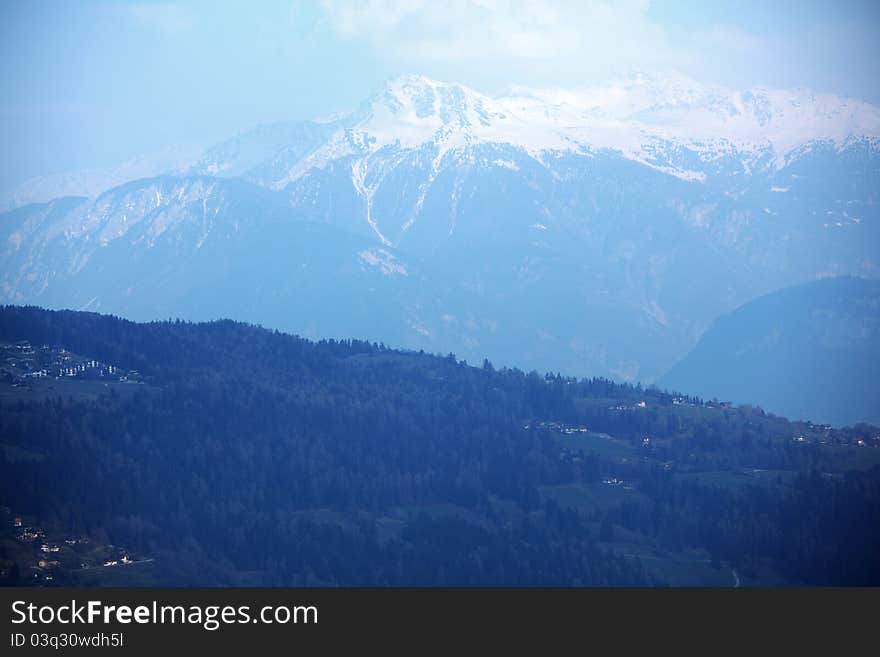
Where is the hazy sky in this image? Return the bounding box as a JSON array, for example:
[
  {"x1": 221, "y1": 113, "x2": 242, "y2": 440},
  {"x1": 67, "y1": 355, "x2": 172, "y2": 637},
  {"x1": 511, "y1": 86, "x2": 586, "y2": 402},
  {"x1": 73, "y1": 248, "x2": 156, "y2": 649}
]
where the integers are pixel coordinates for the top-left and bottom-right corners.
[{"x1": 1, "y1": 0, "x2": 878, "y2": 189}]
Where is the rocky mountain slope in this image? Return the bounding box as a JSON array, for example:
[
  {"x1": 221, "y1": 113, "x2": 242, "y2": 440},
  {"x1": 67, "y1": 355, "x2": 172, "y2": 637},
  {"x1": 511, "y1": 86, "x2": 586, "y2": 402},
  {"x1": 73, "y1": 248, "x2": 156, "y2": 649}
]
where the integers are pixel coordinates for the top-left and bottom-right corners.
[{"x1": 2, "y1": 73, "x2": 878, "y2": 383}]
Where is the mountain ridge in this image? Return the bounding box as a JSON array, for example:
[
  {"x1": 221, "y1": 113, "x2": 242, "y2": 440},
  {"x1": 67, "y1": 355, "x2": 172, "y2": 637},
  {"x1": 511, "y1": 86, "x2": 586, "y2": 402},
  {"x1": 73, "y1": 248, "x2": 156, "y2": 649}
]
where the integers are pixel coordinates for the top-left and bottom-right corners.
[
  {"x1": 1, "y1": 304, "x2": 879, "y2": 585},
  {"x1": 7, "y1": 71, "x2": 880, "y2": 210},
  {"x1": 2, "y1": 73, "x2": 878, "y2": 384},
  {"x1": 192, "y1": 72, "x2": 880, "y2": 193},
  {"x1": 659, "y1": 276, "x2": 880, "y2": 426}
]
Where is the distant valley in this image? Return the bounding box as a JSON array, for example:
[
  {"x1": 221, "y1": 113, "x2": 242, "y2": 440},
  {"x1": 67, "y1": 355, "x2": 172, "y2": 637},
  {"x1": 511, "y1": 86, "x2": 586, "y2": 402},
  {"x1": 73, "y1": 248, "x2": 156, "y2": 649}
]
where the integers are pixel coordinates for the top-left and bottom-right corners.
[{"x1": 661, "y1": 277, "x2": 880, "y2": 427}]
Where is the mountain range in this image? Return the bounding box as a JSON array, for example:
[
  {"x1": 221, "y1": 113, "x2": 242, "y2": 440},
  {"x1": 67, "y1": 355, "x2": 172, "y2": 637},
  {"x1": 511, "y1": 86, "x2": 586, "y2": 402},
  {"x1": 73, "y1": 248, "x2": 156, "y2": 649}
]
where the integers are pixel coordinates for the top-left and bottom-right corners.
[{"x1": 1, "y1": 72, "x2": 878, "y2": 394}]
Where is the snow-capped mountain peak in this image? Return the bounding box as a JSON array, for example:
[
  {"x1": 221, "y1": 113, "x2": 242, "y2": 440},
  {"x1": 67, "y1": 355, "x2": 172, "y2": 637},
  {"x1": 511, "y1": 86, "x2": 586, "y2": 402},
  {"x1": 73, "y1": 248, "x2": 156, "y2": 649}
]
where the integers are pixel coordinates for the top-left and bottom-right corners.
[
  {"x1": 500, "y1": 71, "x2": 880, "y2": 167},
  {"x1": 3, "y1": 73, "x2": 879, "y2": 386},
  {"x1": 288, "y1": 72, "x2": 880, "y2": 187},
  {"x1": 7, "y1": 73, "x2": 880, "y2": 210},
  {"x1": 354, "y1": 75, "x2": 508, "y2": 149}
]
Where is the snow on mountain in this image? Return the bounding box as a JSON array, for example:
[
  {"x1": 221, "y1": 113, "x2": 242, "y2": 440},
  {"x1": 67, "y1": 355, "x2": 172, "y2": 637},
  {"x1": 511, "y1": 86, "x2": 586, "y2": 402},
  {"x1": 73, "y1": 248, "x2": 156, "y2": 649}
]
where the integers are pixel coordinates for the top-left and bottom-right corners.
[
  {"x1": 0, "y1": 145, "x2": 203, "y2": 212},
  {"x1": 7, "y1": 73, "x2": 878, "y2": 211},
  {"x1": 261, "y1": 72, "x2": 880, "y2": 188},
  {"x1": 2, "y1": 72, "x2": 879, "y2": 384},
  {"x1": 240, "y1": 73, "x2": 878, "y2": 246}
]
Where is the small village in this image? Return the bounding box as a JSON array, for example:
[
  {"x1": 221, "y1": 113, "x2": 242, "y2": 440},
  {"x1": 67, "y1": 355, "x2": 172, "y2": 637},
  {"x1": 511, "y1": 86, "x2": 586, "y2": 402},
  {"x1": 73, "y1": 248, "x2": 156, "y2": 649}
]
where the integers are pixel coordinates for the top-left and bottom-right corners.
[
  {"x1": 0, "y1": 506, "x2": 151, "y2": 586},
  {"x1": 0, "y1": 340, "x2": 142, "y2": 387},
  {"x1": 523, "y1": 420, "x2": 591, "y2": 435}
]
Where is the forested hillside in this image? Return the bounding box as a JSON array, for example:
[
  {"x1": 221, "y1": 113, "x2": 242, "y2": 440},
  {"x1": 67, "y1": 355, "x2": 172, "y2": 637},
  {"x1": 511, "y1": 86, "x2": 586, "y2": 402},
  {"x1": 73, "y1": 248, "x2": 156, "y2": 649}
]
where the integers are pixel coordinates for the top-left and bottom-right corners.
[{"x1": 1, "y1": 306, "x2": 878, "y2": 586}]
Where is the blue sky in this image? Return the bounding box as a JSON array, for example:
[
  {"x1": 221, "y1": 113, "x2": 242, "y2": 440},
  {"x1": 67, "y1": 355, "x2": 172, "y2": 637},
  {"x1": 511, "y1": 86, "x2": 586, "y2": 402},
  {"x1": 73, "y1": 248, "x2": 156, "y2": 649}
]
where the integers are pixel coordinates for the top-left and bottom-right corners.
[{"x1": 1, "y1": 0, "x2": 878, "y2": 189}]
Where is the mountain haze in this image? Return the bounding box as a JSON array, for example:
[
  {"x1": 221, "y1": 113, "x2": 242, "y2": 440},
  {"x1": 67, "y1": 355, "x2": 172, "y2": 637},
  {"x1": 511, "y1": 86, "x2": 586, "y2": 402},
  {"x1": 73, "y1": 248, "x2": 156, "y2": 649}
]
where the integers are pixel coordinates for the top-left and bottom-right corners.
[
  {"x1": 660, "y1": 277, "x2": 880, "y2": 426},
  {"x1": 2, "y1": 73, "x2": 879, "y2": 384}
]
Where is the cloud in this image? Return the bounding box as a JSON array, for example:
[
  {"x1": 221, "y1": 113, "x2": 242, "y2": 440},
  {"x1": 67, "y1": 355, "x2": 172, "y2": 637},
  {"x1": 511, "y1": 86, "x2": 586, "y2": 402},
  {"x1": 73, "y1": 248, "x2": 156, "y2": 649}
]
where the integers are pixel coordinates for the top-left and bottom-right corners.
[
  {"x1": 315, "y1": 0, "x2": 880, "y2": 100},
  {"x1": 317, "y1": 0, "x2": 670, "y2": 71},
  {"x1": 128, "y1": 3, "x2": 193, "y2": 35}
]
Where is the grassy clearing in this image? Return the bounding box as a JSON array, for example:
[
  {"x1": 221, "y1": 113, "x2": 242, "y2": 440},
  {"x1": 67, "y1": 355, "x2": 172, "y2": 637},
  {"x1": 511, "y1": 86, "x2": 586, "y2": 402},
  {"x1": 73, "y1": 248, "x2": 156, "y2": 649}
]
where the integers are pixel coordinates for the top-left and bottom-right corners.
[{"x1": 0, "y1": 378, "x2": 145, "y2": 403}]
